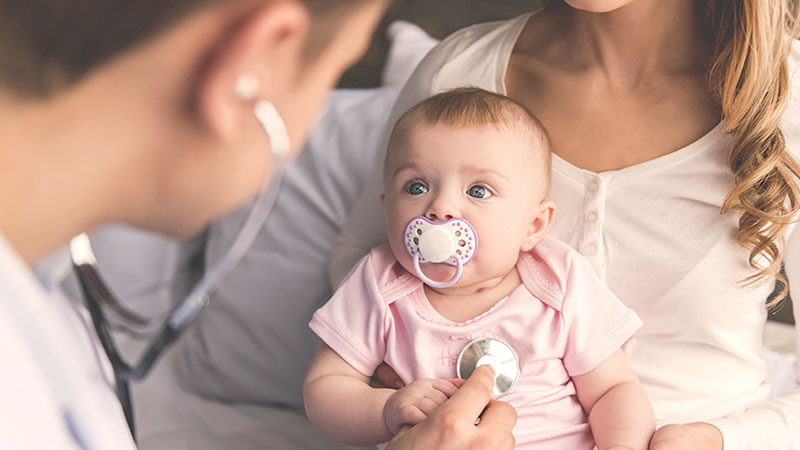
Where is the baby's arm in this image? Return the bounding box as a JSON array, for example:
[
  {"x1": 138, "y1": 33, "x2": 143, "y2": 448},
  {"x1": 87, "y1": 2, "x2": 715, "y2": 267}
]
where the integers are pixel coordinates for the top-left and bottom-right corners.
[
  {"x1": 572, "y1": 348, "x2": 655, "y2": 450},
  {"x1": 303, "y1": 344, "x2": 459, "y2": 446},
  {"x1": 304, "y1": 344, "x2": 395, "y2": 445}
]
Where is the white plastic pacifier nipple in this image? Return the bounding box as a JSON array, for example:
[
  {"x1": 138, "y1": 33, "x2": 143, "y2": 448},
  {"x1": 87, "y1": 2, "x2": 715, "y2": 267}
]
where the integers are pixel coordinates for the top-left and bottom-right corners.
[
  {"x1": 404, "y1": 216, "x2": 478, "y2": 288},
  {"x1": 418, "y1": 227, "x2": 456, "y2": 263}
]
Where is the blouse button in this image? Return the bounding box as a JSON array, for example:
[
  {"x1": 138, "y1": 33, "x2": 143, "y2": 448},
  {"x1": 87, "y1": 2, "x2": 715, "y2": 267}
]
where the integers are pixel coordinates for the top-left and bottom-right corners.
[
  {"x1": 587, "y1": 180, "x2": 600, "y2": 193},
  {"x1": 584, "y1": 242, "x2": 598, "y2": 255},
  {"x1": 584, "y1": 211, "x2": 598, "y2": 223}
]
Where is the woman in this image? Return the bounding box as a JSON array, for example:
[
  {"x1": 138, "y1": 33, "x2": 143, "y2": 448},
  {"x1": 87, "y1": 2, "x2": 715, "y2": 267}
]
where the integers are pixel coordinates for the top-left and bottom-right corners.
[
  {"x1": 331, "y1": 0, "x2": 800, "y2": 448},
  {"x1": 0, "y1": 0, "x2": 515, "y2": 448}
]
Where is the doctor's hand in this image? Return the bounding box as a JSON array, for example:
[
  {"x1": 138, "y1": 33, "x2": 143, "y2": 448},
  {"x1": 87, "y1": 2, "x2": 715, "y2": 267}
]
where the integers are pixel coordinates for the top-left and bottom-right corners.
[
  {"x1": 386, "y1": 366, "x2": 517, "y2": 450},
  {"x1": 648, "y1": 423, "x2": 722, "y2": 450}
]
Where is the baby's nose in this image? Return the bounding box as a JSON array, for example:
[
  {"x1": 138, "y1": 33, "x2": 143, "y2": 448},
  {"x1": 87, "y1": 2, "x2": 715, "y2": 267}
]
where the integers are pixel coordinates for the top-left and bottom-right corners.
[
  {"x1": 425, "y1": 198, "x2": 456, "y2": 222},
  {"x1": 426, "y1": 211, "x2": 454, "y2": 222}
]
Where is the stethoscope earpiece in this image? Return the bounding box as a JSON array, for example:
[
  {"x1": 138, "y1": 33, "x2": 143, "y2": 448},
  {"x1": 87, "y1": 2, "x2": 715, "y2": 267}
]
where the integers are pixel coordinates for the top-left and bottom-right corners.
[{"x1": 254, "y1": 100, "x2": 290, "y2": 162}]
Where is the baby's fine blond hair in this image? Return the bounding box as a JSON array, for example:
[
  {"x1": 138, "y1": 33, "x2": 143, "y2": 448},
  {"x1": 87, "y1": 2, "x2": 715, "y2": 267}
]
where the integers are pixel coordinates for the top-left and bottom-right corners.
[{"x1": 386, "y1": 87, "x2": 552, "y2": 191}]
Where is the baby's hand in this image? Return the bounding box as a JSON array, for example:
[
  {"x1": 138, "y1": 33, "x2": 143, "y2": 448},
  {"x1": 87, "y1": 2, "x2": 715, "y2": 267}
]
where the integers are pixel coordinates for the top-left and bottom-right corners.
[{"x1": 383, "y1": 378, "x2": 462, "y2": 435}]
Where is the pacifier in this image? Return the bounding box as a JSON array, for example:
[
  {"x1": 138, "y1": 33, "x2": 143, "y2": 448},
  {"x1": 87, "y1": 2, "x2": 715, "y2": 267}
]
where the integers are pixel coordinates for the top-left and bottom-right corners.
[{"x1": 404, "y1": 216, "x2": 478, "y2": 288}]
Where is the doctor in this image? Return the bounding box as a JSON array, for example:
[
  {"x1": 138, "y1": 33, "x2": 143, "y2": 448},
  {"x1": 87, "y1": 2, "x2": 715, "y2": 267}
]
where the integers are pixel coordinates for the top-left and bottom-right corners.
[{"x1": 0, "y1": 0, "x2": 516, "y2": 448}]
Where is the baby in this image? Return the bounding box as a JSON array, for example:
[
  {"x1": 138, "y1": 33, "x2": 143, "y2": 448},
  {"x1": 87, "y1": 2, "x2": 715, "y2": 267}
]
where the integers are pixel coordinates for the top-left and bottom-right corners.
[{"x1": 303, "y1": 88, "x2": 655, "y2": 449}]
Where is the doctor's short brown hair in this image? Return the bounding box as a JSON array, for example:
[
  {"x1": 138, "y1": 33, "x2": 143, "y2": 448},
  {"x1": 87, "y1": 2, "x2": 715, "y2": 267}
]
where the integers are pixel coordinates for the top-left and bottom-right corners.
[{"x1": 0, "y1": 0, "x2": 371, "y2": 97}]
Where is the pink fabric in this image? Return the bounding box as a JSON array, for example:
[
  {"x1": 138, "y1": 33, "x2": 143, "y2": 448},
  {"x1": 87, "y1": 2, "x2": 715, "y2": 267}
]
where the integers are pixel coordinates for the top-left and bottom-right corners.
[{"x1": 310, "y1": 235, "x2": 642, "y2": 448}]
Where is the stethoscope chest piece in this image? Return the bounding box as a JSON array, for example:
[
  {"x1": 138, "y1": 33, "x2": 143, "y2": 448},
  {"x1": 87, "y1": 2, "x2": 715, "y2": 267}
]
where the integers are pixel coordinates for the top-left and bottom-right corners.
[{"x1": 457, "y1": 337, "x2": 520, "y2": 398}]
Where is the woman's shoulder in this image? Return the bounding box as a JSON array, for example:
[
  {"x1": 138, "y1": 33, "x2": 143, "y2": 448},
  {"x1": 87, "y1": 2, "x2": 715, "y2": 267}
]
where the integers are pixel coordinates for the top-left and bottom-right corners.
[
  {"x1": 436, "y1": 13, "x2": 533, "y2": 55},
  {"x1": 389, "y1": 12, "x2": 538, "y2": 140},
  {"x1": 419, "y1": 12, "x2": 535, "y2": 93}
]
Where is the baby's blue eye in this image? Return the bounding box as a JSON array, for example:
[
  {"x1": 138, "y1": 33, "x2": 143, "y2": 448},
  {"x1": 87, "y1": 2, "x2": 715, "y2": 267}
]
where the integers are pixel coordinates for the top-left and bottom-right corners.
[
  {"x1": 407, "y1": 182, "x2": 428, "y2": 195},
  {"x1": 468, "y1": 185, "x2": 491, "y2": 199}
]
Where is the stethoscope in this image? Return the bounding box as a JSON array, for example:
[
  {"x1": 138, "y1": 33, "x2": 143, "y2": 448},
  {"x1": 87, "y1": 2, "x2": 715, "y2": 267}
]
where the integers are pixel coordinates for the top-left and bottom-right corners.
[
  {"x1": 69, "y1": 98, "x2": 289, "y2": 438},
  {"x1": 405, "y1": 216, "x2": 521, "y2": 398}
]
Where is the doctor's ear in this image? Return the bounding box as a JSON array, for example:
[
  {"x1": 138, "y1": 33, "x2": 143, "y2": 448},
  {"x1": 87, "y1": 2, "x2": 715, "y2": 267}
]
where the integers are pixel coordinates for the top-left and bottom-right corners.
[
  {"x1": 521, "y1": 200, "x2": 555, "y2": 252},
  {"x1": 196, "y1": 0, "x2": 310, "y2": 141}
]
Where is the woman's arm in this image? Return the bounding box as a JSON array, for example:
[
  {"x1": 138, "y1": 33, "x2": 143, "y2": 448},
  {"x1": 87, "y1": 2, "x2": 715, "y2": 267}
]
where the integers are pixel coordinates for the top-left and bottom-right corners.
[
  {"x1": 327, "y1": 164, "x2": 388, "y2": 287},
  {"x1": 573, "y1": 348, "x2": 655, "y2": 450},
  {"x1": 652, "y1": 361, "x2": 800, "y2": 449},
  {"x1": 689, "y1": 226, "x2": 800, "y2": 450},
  {"x1": 303, "y1": 344, "x2": 395, "y2": 445}
]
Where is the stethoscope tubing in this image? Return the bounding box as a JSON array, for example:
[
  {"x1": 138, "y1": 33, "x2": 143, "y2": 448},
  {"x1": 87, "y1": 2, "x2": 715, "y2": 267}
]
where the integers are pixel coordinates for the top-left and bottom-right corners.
[
  {"x1": 70, "y1": 100, "x2": 289, "y2": 440},
  {"x1": 72, "y1": 168, "x2": 283, "y2": 437}
]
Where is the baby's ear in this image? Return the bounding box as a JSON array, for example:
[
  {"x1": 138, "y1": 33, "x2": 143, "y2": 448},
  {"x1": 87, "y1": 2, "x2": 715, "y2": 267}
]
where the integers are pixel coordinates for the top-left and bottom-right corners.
[{"x1": 521, "y1": 200, "x2": 555, "y2": 252}]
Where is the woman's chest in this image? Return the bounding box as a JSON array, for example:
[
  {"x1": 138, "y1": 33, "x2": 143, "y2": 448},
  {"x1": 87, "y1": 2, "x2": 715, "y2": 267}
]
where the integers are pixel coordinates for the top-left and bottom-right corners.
[
  {"x1": 505, "y1": 63, "x2": 720, "y2": 173},
  {"x1": 546, "y1": 150, "x2": 770, "y2": 334}
]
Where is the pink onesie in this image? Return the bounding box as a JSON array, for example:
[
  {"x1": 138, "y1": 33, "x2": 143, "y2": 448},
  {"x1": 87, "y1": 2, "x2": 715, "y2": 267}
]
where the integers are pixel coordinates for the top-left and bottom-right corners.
[{"x1": 310, "y1": 235, "x2": 642, "y2": 448}]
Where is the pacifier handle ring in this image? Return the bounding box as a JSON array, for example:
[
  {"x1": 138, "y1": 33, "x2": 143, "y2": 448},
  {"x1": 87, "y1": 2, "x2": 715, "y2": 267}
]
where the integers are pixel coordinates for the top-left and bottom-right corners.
[{"x1": 413, "y1": 253, "x2": 463, "y2": 288}]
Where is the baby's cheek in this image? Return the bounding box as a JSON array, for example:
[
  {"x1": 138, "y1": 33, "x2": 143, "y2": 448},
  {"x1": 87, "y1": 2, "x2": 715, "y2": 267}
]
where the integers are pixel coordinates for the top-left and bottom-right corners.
[
  {"x1": 387, "y1": 236, "x2": 405, "y2": 259},
  {"x1": 475, "y1": 237, "x2": 523, "y2": 270},
  {"x1": 385, "y1": 217, "x2": 406, "y2": 249},
  {"x1": 388, "y1": 237, "x2": 417, "y2": 272}
]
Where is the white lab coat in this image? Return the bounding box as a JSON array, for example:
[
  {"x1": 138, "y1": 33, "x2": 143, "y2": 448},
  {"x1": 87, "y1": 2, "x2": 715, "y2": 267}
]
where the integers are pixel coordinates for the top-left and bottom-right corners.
[{"x1": 0, "y1": 232, "x2": 136, "y2": 449}]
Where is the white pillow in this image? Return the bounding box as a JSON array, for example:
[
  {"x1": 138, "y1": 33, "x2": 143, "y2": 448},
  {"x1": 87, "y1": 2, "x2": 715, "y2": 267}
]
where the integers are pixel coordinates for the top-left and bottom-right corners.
[
  {"x1": 381, "y1": 21, "x2": 439, "y2": 87},
  {"x1": 177, "y1": 86, "x2": 401, "y2": 408}
]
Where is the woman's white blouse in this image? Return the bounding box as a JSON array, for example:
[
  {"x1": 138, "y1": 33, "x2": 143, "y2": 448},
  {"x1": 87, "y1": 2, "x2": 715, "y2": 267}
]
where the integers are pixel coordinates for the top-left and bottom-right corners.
[{"x1": 329, "y1": 13, "x2": 800, "y2": 449}]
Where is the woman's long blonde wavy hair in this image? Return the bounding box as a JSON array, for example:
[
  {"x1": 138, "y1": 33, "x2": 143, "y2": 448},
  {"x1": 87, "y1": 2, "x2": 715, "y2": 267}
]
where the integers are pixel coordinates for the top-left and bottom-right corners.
[{"x1": 706, "y1": 0, "x2": 800, "y2": 306}]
